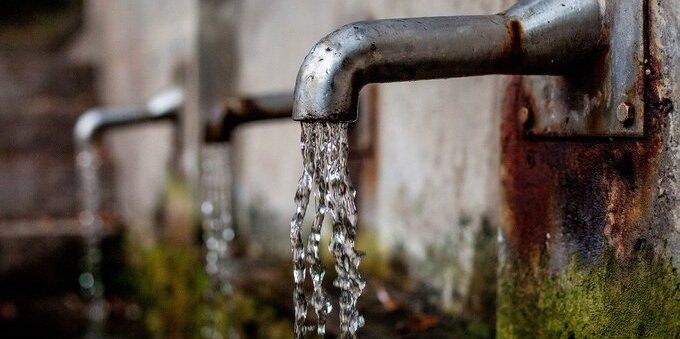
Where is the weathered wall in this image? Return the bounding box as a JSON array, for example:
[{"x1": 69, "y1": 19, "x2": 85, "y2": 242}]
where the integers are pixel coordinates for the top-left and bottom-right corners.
[
  {"x1": 656, "y1": 0, "x2": 680, "y2": 268},
  {"x1": 368, "y1": 1, "x2": 504, "y2": 315},
  {"x1": 497, "y1": 1, "x2": 680, "y2": 336}
]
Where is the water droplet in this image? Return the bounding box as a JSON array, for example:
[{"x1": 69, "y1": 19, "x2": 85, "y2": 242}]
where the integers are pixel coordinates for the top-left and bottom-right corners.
[
  {"x1": 294, "y1": 269, "x2": 305, "y2": 283},
  {"x1": 222, "y1": 228, "x2": 234, "y2": 241},
  {"x1": 79, "y1": 272, "x2": 95, "y2": 289},
  {"x1": 201, "y1": 201, "x2": 214, "y2": 215}
]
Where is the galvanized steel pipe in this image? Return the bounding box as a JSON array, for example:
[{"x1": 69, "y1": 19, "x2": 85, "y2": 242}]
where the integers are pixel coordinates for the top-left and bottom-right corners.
[
  {"x1": 204, "y1": 92, "x2": 294, "y2": 142},
  {"x1": 292, "y1": 0, "x2": 603, "y2": 122},
  {"x1": 74, "y1": 86, "x2": 184, "y2": 147}
]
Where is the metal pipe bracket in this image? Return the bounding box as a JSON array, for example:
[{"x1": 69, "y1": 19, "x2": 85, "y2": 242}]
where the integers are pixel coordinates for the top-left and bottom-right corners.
[{"x1": 523, "y1": 0, "x2": 645, "y2": 137}]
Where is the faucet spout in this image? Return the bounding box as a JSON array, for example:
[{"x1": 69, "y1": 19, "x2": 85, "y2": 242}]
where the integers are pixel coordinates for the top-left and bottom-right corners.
[
  {"x1": 293, "y1": 0, "x2": 603, "y2": 122},
  {"x1": 74, "y1": 86, "x2": 184, "y2": 147},
  {"x1": 204, "y1": 92, "x2": 294, "y2": 142}
]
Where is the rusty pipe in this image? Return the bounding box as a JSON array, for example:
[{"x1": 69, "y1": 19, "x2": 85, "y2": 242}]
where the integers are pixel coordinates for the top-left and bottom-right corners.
[
  {"x1": 292, "y1": 0, "x2": 603, "y2": 122},
  {"x1": 204, "y1": 92, "x2": 294, "y2": 142},
  {"x1": 74, "y1": 86, "x2": 184, "y2": 147}
]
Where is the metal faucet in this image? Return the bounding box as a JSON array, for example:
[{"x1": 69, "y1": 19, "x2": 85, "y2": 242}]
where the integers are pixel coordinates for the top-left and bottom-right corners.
[
  {"x1": 204, "y1": 92, "x2": 294, "y2": 142},
  {"x1": 292, "y1": 0, "x2": 609, "y2": 122},
  {"x1": 74, "y1": 86, "x2": 184, "y2": 147}
]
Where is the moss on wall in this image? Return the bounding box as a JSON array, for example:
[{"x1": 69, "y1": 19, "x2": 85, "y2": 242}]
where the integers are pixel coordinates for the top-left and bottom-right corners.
[{"x1": 498, "y1": 250, "x2": 680, "y2": 338}]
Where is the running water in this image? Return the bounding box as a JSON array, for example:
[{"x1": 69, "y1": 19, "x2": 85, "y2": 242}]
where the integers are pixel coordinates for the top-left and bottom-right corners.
[
  {"x1": 76, "y1": 145, "x2": 108, "y2": 338},
  {"x1": 291, "y1": 122, "x2": 365, "y2": 338},
  {"x1": 200, "y1": 144, "x2": 236, "y2": 339}
]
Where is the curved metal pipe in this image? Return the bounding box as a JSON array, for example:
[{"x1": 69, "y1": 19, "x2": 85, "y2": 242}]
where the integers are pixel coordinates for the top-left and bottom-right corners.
[
  {"x1": 292, "y1": 0, "x2": 603, "y2": 122},
  {"x1": 204, "y1": 92, "x2": 294, "y2": 142},
  {"x1": 74, "y1": 86, "x2": 184, "y2": 147}
]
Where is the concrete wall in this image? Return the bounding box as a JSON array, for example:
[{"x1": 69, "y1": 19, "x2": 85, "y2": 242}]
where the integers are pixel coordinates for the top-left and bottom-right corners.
[{"x1": 656, "y1": 0, "x2": 680, "y2": 268}]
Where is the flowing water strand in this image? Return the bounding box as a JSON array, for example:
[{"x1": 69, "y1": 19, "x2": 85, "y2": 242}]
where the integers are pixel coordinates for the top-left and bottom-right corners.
[
  {"x1": 307, "y1": 123, "x2": 332, "y2": 337},
  {"x1": 322, "y1": 123, "x2": 365, "y2": 338},
  {"x1": 76, "y1": 145, "x2": 108, "y2": 338},
  {"x1": 200, "y1": 144, "x2": 236, "y2": 339},
  {"x1": 291, "y1": 122, "x2": 364, "y2": 338},
  {"x1": 291, "y1": 123, "x2": 316, "y2": 337}
]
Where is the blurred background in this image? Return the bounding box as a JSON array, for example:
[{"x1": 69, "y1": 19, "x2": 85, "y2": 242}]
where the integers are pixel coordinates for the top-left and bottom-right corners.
[{"x1": 0, "y1": 0, "x2": 506, "y2": 337}]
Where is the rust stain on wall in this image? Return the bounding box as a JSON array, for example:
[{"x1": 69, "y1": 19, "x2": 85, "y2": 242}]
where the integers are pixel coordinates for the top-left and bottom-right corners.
[{"x1": 500, "y1": 55, "x2": 667, "y2": 265}]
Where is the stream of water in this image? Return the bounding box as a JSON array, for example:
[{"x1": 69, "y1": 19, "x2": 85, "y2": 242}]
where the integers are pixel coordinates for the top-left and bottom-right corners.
[
  {"x1": 76, "y1": 146, "x2": 108, "y2": 338},
  {"x1": 291, "y1": 122, "x2": 365, "y2": 338},
  {"x1": 200, "y1": 144, "x2": 237, "y2": 339}
]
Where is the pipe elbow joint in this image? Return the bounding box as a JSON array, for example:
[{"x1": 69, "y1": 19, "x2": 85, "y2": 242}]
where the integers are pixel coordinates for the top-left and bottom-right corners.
[
  {"x1": 145, "y1": 86, "x2": 184, "y2": 118},
  {"x1": 293, "y1": 22, "x2": 376, "y2": 122},
  {"x1": 74, "y1": 108, "x2": 107, "y2": 147}
]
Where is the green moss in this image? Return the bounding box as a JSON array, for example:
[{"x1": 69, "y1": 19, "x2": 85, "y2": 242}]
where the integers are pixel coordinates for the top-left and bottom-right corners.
[
  {"x1": 228, "y1": 293, "x2": 293, "y2": 339},
  {"x1": 129, "y1": 243, "x2": 292, "y2": 338},
  {"x1": 354, "y1": 228, "x2": 391, "y2": 280},
  {"x1": 498, "y1": 251, "x2": 680, "y2": 338},
  {"x1": 130, "y1": 244, "x2": 208, "y2": 339},
  {"x1": 465, "y1": 217, "x2": 497, "y2": 329}
]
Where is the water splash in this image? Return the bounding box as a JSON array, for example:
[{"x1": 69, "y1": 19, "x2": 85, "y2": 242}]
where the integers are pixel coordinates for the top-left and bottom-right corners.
[
  {"x1": 76, "y1": 145, "x2": 109, "y2": 338},
  {"x1": 200, "y1": 144, "x2": 237, "y2": 339},
  {"x1": 291, "y1": 122, "x2": 364, "y2": 338}
]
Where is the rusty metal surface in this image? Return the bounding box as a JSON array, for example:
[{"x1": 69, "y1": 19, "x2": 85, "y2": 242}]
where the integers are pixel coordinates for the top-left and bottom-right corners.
[
  {"x1": 204, "y1": 92, "x2": 294, "y2": 142},
  {"x1": 526, "y1": 0, "x2": 646, "y2": 137},
  {"x1": 500, "y1": 49, "x2": 666, "y2": 264}
]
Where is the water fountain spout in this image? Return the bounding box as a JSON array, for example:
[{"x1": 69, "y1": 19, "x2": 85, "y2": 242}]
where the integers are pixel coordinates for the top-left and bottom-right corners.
[
  {"x1": 204, "y1": 92, "x2": 294, "y2": 142},
  {"x1": 74, "y1": 86, "x2": 184, "y2": 147},
  {"x1": 292, "y1": 0, "x2": 603, "y2": 122}
]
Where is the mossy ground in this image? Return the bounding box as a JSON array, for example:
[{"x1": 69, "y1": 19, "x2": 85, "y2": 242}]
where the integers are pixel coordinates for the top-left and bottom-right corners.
[
  {"x1": 129, "y1": 243, "x2": 292, "y2": 339},
  {"x1": 498, "y1": 250, "x2": 680, "y2": 338},
  {"x1": 121, "y1": 224, "x2": 500, "y2": 338}
]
